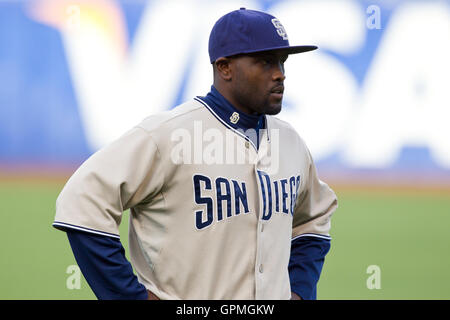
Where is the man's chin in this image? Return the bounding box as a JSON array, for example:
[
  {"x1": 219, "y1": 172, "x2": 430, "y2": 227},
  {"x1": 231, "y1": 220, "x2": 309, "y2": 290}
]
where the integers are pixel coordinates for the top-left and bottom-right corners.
[{"x1": 264, "y1": 103, "x2": 282, "y2": 115}]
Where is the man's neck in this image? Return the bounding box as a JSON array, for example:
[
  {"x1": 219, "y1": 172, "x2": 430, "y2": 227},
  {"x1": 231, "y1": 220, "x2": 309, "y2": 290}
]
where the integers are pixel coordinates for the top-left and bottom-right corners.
[{"x1": 213, "y1": 84, "x2": 255, "y2": 116}]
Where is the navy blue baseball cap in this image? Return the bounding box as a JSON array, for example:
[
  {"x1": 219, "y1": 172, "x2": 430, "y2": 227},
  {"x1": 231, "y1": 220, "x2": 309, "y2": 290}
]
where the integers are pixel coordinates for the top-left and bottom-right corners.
[{"x1": 208, "y1": 8, "x2": 317, "y2": 64}]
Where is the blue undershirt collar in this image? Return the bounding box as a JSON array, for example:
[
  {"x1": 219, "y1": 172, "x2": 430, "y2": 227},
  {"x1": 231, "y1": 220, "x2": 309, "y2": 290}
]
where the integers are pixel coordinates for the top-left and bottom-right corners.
[{"x1": 196, "y1": 86, "x2": 266, "y2": 149}]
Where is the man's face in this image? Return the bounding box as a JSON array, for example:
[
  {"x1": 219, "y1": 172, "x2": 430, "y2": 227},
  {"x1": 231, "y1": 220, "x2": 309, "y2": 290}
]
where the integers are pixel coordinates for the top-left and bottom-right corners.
[{"x1": 228, "y1": 51, "x2": 288, "y2": 115}]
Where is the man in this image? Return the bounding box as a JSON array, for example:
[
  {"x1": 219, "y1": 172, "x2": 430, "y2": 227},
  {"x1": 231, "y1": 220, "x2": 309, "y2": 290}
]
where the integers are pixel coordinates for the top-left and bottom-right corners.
[{"x1": 53, "y1": 8, "x2": 337, "y2": 300}]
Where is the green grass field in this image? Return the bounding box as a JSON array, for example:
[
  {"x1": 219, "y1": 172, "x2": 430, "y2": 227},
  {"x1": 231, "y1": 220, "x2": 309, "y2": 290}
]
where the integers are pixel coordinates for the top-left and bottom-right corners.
[{"x1": 1, "y1": 177, "x2": 449, "y2": 299}]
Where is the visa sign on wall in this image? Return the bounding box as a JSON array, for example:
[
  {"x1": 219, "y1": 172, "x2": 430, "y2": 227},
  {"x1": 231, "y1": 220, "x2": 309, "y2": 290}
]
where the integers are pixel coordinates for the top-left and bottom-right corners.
[{"x1": 1, "y1": 0, "x2": 449, "y2": 178}]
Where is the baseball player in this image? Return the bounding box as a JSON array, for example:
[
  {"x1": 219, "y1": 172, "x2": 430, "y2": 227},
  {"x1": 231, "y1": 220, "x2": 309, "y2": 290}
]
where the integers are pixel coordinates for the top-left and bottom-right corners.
[{"x1": 53, "y1": 8, "x2": 337, "y2": 300}]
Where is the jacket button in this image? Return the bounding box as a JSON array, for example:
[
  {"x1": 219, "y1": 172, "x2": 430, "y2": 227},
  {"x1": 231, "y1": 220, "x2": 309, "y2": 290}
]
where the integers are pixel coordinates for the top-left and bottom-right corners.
[
  {"x1": 259, "y1": 264, "x2": 263, "y2": 273},
  {"x1": 245, "y1": 141, "x2": 250, "y2": 148}
]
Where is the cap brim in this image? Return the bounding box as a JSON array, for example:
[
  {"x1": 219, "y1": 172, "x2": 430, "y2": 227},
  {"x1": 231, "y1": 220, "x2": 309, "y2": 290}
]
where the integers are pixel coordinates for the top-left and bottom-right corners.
[
  {"x1": 217, "y1": 45, "x2": 318, "y2": 63},
  {"x1": 239, "y1": 45, "x2": 318, "y2": 56},
  {"x1": 282, "y1": 45, "x2": 318, "y2": 54}
]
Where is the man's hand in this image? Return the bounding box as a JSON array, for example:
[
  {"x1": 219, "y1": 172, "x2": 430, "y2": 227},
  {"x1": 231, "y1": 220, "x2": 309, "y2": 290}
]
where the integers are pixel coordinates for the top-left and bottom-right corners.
[
  {"x1": 147, "y1": 290, "x2": 160, "y2": 300},
  {"x1": 291, "y1": 292, "x2": 302, "y2": 300}
]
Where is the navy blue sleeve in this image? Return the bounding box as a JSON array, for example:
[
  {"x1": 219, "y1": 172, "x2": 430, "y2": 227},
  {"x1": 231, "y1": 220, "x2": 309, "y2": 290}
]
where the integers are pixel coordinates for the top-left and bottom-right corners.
[
  {"x1": 66, "y1": 229, "x2": 148, "y2": 300},
  {"x1": 288, "y1": 235, "x2": 331, "y2": 300}
]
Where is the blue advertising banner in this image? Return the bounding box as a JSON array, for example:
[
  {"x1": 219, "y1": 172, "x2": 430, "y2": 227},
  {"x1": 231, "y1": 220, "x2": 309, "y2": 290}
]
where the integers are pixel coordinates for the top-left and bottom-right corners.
[{"x1": 1, "y1": 0, "x2": 449, "y2": 183}]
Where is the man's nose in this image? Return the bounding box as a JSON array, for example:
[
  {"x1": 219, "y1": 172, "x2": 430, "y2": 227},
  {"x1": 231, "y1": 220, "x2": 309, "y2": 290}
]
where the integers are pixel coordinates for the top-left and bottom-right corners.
[{"x1": 272, "y1": 62, "x2": 286, "y2": 82}]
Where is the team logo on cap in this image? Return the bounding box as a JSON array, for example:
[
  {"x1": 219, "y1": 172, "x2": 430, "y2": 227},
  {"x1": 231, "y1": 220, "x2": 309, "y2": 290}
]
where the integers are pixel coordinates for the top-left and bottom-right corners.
[
  {"x1": 230, "y1": 112, "x2": 240, "y2": 124},
  {"x1": 271, "y1": 18, "x2": 288, "y2": 40}
]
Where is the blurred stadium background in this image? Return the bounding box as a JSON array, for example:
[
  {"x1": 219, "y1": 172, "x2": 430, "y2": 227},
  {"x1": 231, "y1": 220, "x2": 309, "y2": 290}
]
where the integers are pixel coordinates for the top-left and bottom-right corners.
[{"x1": 1, "y1": 0, "x2": 449, "y2": 299}]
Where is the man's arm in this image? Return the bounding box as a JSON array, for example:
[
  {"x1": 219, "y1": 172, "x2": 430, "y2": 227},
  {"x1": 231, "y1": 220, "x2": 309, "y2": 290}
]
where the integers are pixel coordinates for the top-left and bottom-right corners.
[
  {"x1": 290, "y1": 147, "x2": 338, "y2": 300},
  {"x1": 66, "y1": 229, "x2": 148, "y2": 299},
  {"x1": 288, "y1": 235, "x2": 331, "y2": 300},
  {"x1": 53, "y1": 127, "x2": 165, "y2": 299}
]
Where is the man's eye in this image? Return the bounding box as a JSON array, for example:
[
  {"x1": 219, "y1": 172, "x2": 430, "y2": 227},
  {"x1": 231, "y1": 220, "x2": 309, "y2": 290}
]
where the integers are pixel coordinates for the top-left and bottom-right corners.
[{"x1": 258, "y1": 56, "x2": 286, "y2": 66}]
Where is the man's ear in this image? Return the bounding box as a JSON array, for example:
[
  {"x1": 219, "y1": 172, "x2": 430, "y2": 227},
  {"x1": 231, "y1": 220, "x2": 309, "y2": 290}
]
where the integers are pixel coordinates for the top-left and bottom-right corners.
[{"x1": 214, "y1": 57, "x2": 232, "y2": 81}]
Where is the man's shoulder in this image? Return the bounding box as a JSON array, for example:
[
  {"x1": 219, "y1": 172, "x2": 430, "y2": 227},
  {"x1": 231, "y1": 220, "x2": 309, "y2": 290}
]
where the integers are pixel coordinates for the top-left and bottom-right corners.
[
  {"x1": 268, "y1": 115, "x2": 301, "y2": 137},
  {"x1": 267, "y1": 115, "x2": 310, "y2": 149},
  {"x1": 267, "y1": 115, "x2": 295, "y2": 130},
  {"x1": 137, "y1": 99, "x2": 205, "y2": 133}
]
